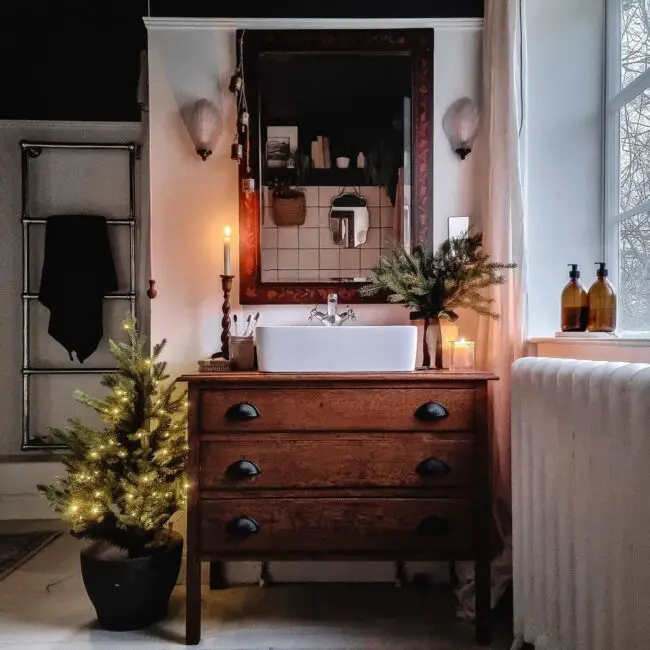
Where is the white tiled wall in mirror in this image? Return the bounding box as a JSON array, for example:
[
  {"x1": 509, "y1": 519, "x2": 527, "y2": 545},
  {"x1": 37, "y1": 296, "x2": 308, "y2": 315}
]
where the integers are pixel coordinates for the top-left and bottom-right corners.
[{"x1": 260, "y1": 186, "x2": 400, "y2": 283}]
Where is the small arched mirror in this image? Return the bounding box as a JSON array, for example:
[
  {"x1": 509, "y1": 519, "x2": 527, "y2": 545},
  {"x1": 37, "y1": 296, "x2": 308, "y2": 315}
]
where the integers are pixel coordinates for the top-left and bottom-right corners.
[{"x1": 329, "y1": 190, "x2": 370, "y2": 248}]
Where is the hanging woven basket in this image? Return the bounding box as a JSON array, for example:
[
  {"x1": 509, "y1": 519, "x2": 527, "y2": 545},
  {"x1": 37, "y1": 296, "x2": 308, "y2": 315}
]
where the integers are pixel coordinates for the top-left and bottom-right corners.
[{"x1": 272, "y1": 191, "x2": 306, "y2": 227}]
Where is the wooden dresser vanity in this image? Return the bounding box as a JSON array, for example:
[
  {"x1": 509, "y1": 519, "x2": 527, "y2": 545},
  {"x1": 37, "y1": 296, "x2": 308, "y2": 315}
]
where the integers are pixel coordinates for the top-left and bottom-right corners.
[{"x1": 181, "y1": 370, "x2": 496, "y2": 645}]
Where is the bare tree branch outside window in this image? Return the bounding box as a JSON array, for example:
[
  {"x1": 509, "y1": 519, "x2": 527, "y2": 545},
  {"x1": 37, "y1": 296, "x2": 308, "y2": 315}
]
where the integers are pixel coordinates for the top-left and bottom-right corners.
[{"x1": 619, "y1": 1, "x2": 650, "y2": 330}]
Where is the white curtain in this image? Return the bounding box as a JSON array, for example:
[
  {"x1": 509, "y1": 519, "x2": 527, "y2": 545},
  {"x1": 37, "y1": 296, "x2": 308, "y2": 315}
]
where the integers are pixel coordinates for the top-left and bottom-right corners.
[{"x1": 455, "y1": 0, "x2": 528, "y2": 620}]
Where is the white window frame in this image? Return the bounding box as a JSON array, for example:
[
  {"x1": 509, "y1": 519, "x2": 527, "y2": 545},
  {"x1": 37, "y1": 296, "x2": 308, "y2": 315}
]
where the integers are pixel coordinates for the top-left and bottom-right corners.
[{"x1": 605, "y1": 0, "x2": 650, "y2": 335}]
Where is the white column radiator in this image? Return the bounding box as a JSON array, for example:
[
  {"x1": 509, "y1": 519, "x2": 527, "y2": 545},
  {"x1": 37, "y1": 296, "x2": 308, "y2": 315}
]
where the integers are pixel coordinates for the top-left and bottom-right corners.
[{"x1": 511, "y1": 357, "x2": 650, "y2": 650}]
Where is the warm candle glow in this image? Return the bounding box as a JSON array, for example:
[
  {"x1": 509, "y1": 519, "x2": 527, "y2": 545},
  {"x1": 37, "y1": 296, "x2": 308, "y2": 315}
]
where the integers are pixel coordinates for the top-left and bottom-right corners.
[
  {"x1": 223, "y1": 226, "x2": 232, "y2": 275},
  {"x1": 451, "y1": 338, "x2": 475, "y2": 370}
]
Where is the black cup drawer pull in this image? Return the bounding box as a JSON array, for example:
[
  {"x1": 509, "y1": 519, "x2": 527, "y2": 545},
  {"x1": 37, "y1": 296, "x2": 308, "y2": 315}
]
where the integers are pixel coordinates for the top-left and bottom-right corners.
[
  {"x1": 417, "y1": 516, "x2": 450, "y2": 535},
  {"x1": 226, "y1": 516, "x2": 260, "y2": 536},
  {"x1": 225, "y1": 402, "x2": 260, "y2": 421},
  {"x1": 414, "y1": 402, "x2": 449, "y2": 422},
  {"x1": 226, "y1": 459, "x2": 261, "y2": 479},
  {"x1": 416, "y1": 457, "x2": 451, "y2": 478}
]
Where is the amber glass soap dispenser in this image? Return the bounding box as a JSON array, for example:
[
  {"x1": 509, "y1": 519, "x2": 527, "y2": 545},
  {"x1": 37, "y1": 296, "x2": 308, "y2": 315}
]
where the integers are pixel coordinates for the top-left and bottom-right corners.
[
  {"x1": 561, "y1": 264, "x2": 589, "y2": 331},
  {"x1": 588, "y1": 262, "x2": 616, "y2": 332}
]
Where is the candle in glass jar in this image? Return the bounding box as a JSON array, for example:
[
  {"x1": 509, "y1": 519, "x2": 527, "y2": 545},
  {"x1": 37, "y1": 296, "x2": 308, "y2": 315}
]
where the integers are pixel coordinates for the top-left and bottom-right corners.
[
  {"x1": 450, "y1": 338, "x2": 475, "y2": 370},
  {"x1": 223, "y1": 226, "x2": 231, "y2": 275}
]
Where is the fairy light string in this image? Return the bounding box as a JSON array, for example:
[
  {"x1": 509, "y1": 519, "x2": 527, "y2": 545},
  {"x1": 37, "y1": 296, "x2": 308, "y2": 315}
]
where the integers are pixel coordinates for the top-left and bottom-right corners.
[
  {"x1": 37, "y1": 314, "x2": 189, "y2": 551},
  {"x1": 229, "y1": 29, "x2": 251, "y2": 173}
]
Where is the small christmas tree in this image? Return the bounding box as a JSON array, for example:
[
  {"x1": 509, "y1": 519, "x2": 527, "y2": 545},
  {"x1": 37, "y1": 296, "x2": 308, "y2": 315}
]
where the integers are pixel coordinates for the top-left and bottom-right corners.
[{"x1": 38, "y1": 315, "x2": 188, "y2": 557}]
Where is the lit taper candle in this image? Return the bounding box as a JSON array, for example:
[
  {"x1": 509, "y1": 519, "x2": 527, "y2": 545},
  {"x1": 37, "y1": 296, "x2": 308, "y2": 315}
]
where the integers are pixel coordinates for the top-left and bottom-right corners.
[{"x1": 223, "y1": 226, "x2": 231, "y2": 275}]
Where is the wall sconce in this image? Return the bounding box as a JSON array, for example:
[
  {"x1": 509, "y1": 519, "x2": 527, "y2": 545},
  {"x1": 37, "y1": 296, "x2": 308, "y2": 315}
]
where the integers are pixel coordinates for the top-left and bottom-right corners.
[
  {"x1": 186, "y1": 98, "x2": 222, "y2": 161},
  {"x1": 442, "y1": 97, "x2": 480, "y2": 160}
]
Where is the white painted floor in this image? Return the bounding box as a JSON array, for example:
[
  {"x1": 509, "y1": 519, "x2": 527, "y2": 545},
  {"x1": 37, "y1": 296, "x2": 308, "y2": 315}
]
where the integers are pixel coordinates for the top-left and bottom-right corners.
[{"x1": 0, "y1": 522, "x2": 512, "y2": 649}]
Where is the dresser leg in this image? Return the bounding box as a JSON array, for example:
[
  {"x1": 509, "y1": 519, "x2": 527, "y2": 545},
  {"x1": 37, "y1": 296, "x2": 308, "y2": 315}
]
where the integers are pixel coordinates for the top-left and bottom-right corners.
[
  {"x1": 448, "y1": 561, "x2": 458, "y2": 588},
  {"x1": 393, "y1": 560, "x2": 407, "y2": 587},
  {"x1": 186, "y1": 557, "x2": 201, "y2": 645},
  {"x1": 209, "y1": 561, "x2": 228, "y2": 589},
  {"x1": 474, "y1": 557, "x2": 491, "y2": 646},
  {"x1": 259, "y1": 561, "x2": 271, "y2": 587}
]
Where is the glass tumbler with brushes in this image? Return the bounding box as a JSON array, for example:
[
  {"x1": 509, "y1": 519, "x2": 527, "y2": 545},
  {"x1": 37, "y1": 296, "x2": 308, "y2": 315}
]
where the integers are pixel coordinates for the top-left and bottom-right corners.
[{"x1": 230, "y1": 312, "x2": 259, "y2": 370}]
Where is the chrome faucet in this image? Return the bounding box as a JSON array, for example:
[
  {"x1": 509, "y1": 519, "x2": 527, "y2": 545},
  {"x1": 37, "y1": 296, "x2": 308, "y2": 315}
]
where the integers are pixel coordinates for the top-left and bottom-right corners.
[{"x1": 309, "y1": 293, "x2": 356, "y2": 326}]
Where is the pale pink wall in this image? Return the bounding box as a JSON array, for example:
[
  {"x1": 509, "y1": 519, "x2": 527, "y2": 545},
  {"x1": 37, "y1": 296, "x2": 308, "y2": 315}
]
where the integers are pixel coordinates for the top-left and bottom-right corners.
[
  {"x1": 148, "y1": 30, "x2": 242, "y2": 368},
  {"x1": 147, "y1": 27, "x2": 482, "y2": 377}
]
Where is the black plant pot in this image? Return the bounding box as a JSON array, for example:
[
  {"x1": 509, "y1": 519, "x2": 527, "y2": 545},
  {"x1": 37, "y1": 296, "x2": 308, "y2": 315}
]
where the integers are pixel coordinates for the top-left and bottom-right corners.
[{"x1": 80, "y1": 530, "x2": 183, "y2": 631}]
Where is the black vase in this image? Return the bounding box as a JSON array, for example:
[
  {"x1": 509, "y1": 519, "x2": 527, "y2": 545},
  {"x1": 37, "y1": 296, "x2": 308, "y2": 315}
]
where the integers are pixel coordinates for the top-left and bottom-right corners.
[{"x1": 80, "y1": 530, "x2": 183, "y2": 631}]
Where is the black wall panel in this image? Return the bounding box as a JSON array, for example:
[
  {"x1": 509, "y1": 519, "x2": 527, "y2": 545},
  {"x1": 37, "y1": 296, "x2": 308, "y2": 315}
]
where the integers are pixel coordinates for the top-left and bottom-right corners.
[
  {"x1": 150, "y1": 0, "x2": 484, "y2": 19},
  {"x1": 0, "y1": 1, "x2": 483, "y2": 121}
]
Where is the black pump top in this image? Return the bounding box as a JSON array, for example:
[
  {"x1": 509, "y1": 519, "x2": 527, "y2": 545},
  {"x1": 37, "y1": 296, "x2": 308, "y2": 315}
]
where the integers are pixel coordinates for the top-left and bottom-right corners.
[
  {"x1": 595, "y1": 262, "x2": 609, "y2": 277},
  {"x1": 568, "y1": 264, "x2": 580, "y2": 279}
]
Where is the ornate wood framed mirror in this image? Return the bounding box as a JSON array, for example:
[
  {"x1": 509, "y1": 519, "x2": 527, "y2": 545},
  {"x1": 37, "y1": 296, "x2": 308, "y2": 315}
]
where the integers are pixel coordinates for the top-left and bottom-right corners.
[{"x1": 238, "y1": 29, "x2": 433, "y2": 304}]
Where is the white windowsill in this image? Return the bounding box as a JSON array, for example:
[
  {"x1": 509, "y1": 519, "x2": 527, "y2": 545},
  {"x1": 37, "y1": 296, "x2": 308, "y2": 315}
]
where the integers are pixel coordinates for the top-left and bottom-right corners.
[
  {"x1": 528, "y1": 336, "x2": 650, "y2": 363},
  {"x1": 529, "y1": 336, "x2": 650, "y2": 347}
]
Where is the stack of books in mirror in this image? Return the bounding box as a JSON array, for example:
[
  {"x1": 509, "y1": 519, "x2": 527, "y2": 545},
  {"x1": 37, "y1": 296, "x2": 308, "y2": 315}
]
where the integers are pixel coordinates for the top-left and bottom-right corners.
[{"x1": 198, "y1": 358, "x2": 231, "y2": 373}]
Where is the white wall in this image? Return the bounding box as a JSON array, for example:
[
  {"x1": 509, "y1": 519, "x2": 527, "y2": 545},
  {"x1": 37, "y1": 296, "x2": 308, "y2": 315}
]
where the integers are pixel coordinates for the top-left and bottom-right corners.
[
  {"x1": 146, "y1": 20, "x2": 482, "y2": 580},
  {"x1": 147, "y1": 23, "x2": 483, "y2": 366},
  {"x1": 433, "y1": 29, "x2": 482, "y2": 249},
  {"x1": 525, "y1": 0, "x2": 605, "y2": 337}
]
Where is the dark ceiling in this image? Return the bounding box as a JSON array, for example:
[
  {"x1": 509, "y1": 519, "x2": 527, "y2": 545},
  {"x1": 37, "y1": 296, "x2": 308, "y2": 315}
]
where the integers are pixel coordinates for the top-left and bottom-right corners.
[{"x1": 0, "y1": 1, "x2": 483, "y2": 122}]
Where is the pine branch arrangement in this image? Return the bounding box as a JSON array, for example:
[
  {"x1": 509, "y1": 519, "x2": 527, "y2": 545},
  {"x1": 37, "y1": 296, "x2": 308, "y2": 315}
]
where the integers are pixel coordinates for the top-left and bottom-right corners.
[
  {"x1": 359, "y1": 231, "x2": 516, "y2": 321},
  {"x1": 38, "y1": 315, "x2": 188, "y2": 557}
]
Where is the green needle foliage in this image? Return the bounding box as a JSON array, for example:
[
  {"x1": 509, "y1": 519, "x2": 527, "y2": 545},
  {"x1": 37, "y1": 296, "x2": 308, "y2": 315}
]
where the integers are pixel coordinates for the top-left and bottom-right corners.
[
  {"x1": 38, "y1": 315, "x2": 188, "y2": 557},
  {"x1": 360, "y1": 231, "x2": 516, "y2": 321}
]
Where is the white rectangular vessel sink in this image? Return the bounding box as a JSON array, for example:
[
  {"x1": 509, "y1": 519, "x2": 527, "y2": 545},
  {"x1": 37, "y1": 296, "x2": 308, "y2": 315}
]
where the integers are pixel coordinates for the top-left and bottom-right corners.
[{"x1": 255, "y1": 325, "x2": 418, "y2": 373}]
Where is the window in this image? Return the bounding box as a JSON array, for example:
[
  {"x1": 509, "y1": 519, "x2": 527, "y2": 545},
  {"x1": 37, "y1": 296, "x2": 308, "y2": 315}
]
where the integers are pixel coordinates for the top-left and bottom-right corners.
[{"x1": 606, "y1": 0, "x2": 650, "y2": 332}]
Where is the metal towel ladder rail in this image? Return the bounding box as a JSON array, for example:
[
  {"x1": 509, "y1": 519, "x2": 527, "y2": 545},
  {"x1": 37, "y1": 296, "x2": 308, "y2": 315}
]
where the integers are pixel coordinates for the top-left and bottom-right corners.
[{"x1": 20, "y1": 140, "x2": 139, "y2": 451}]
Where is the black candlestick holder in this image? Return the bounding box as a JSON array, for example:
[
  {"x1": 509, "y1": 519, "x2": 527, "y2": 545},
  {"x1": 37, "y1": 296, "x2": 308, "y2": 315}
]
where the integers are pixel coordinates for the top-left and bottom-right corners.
[{"x1": 211, "y1": 275, "x2": 235, "y2": 360}]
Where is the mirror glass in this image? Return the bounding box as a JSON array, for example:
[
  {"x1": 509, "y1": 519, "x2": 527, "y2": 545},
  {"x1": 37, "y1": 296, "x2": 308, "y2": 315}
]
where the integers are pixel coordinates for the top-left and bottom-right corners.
[
  {"x1": 329, "y1": 191, "x2": 369, "y2": 248},
  {"x1": 258, "y1": 52, "x2": 412, "y2": 284}
]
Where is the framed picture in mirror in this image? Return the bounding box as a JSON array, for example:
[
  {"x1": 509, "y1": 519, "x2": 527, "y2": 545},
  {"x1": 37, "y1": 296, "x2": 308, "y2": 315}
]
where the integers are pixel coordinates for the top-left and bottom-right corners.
[{"x1": 266, "y1": 126, "x2": 298, "y2": 168}]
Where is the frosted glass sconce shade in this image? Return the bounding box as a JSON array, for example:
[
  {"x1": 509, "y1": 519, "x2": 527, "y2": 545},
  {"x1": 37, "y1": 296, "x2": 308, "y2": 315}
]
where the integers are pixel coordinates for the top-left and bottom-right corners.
[
  {"x1": 187, "y1": 99, "x2": 222, "y2": 161},
  {"x1": 442, "y1": 97, "x2": 480, "y2": 160}
]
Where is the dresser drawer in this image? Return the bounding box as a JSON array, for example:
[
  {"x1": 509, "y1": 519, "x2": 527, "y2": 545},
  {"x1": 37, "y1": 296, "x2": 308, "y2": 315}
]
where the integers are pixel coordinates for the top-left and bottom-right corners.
[
  {"x1": 200, "y1": 497, "x2": 472, "y2": 555},
  {"x1": 198, "y1": 387, "x2": 476, "y2": 432},
  {"x1": 200, "y1": 433, "x2": 475, "y2": 490}
]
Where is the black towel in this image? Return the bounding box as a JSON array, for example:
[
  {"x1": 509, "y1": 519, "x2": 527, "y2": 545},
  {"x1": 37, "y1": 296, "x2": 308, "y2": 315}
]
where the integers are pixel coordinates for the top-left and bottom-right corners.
[{"x1": 39, "y1": 214, "x2": 118, "y2": 363}]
